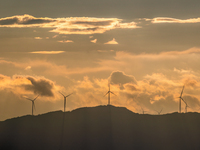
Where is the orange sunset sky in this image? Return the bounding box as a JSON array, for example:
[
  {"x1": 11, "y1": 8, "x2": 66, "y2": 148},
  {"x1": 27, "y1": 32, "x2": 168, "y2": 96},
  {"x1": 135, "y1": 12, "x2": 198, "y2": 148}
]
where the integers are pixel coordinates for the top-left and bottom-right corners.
[{"x1": 1, "y1": 0, "x2": 200, "y2": 120}]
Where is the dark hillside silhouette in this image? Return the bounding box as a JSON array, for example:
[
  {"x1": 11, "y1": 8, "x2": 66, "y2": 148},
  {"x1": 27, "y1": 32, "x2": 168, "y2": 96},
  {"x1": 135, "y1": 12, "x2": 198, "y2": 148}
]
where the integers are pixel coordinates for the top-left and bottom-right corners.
[{"x1": 1, "y1": 105, "x2": 200, "y2": 150}]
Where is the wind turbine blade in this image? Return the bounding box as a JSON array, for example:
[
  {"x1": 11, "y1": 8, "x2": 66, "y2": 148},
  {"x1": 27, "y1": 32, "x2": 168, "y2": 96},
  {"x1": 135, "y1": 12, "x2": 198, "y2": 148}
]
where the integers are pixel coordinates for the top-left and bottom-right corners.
[
  {"x1": 110, "y1": 91, "x2": 117, "y2": 96},
  {"x1": 180, "y1": 85, "x2": 185, "y2": 97},
  {"x1": 59, "y1": 91, "x2": 65, "y2": 97},
  {"x1": 66, "y1": 93, "x2": 73, "y2": 98},
  {"x1": 104, "y1": 92, "x2": 109, "y2": 97},
  {"x1": 158, "y1": 108, "x2": 163, "y2": 113},
  {"x1": 34, "y1": 95, "x2": 39, "y2": 101},
  {"x1": 154, "y1": 110, "x2": 159, "y2": 113},
  {"x1": 181, "y1": 97, "x2": 186, "y2": 104},
  {"x1": 25, "y1": 98, "x2": 33, "y2": 101}
]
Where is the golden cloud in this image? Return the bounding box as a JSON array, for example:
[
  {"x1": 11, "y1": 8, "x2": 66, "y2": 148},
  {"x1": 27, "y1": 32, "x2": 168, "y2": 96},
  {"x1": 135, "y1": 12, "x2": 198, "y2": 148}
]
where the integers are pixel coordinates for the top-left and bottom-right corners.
[
  {"x1": 71, "y1": 71, "x2": 200, "y2": 114},
  {"x1": 104, "y1": 38, "x2": 118, "y2": 44},
  {"x1": 91, "y1": 39, "x2": 97, "y2": 43},
  {"x1": 151, "y1": 17, "x2": 200, "y2": 24},
  {"x1": 25, "y1": 66, "x2": 31, "y2": 70},
  {"x1": 58, "y1": 40, "x2": 74, "y2": 43},
  {"x1": 0, "y1": 14, "x2": 139, "y2": 34},
  {"x1": 30, "y1": 51, "x2": 65, "y2": 54},
  {"x1": 0, "y1": 74, "x2": 63, "y2": 100},
  {"x1": 34, "y1": 37, "x2": 42, "y2": 39},
  {"x1": 0, "y1": 14, "x2": 56, "y2": 27}
]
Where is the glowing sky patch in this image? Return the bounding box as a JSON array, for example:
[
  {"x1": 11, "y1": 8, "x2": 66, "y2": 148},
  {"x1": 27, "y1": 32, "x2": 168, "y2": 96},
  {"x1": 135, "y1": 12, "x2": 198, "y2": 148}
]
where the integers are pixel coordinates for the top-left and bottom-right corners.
[
  {"x1": 0, "y1": 14, "x2": 139, "y2": 35},
  {"x1": 104, "y1": 38, "x2": 118, "y2": 44},
  {"x1": 91, "y1": 39, "x2": 97, "y2": 43},
  {"x1": 151, "y1": 17, "x2": 200, "y2": 23},
  {"x1": 30, "y1": 51, "x2": 65, "y2": 54},
  {"x1": 34, "y1": 37, "x2": 42, "y2": 39}
]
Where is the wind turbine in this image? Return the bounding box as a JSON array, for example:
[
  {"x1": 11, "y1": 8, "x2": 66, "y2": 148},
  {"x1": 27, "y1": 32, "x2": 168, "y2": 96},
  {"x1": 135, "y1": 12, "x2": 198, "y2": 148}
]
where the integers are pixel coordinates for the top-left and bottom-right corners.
[
  {"x1": 154, "y1": 108, "x2": 163, "y2": 115},
  {"x1": 178, "y1": 85, "x2": 185, "y2": 113},
  {"x1": 59, "y1": 92, "x2": 73, "y2": 112},
  {"x1": 25, "y1": 95, "x2": 39, "y2": 115},
  {"x1": 181, "y1": 98, "x2": 190, "y2": 113},
  {"x1": 141, "y1": 107, "x2": 147, "y2": 114},
  {"x1": 185, "y1": 103, "x2": 190, "y2": 113},
  {"x1": 104, "y1": 83, "x2": 116, "y2": 105}
]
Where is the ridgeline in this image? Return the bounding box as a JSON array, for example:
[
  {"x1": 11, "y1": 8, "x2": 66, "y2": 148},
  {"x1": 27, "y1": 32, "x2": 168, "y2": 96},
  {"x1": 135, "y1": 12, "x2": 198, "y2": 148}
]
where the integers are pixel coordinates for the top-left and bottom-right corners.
[{"x1": 1, "y1": 105, "x2": 200, "y2": 150}]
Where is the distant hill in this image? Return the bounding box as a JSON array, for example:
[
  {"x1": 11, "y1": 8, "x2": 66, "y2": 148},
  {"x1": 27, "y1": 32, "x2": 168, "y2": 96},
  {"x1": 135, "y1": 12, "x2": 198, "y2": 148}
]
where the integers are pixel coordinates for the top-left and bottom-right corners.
[{"x1": 1, "y1": 105, "x2": 200, "y2": 150}]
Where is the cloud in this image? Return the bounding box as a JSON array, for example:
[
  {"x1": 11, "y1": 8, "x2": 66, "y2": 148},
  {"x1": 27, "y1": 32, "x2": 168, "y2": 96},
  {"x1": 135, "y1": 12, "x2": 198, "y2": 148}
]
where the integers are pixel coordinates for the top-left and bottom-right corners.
[
  {"x1": 34, "y1": 37, "x2": 42, "y2": 39},
  {"x1": 70, "y1": 71, "x2": 200, "y2": 114},
  {"x1": 0, "y1": 74, "x2": 62, "y2": 99},
  {"x1": 52, "y1": 35, "x2": 58, "y2": 38},
  {"x1": 22, "y1": 76, "x2": 55, "y2": 97},
  {"x1": 25, "y1": 66, "x2": 31, "y2": 70},
  {"x1": 97, "y1": 50, "x2": 114, "y2": 52},
  {"x1": 104, "y1": 38, "x2": 118, "y2": 44},
  {"x1": 91, "y1": 39, "x2": 97, "y2": 43},
  {"x1": 151, "y1": 17, "x2": 200, "y2": 24},
  {"x1": 58, "y1": 40, "x2": 74, "y2": 43},
  {"x1": 0, "y1": 14, "x2": 56, "y2": 27},
  {"x1": 183, "y1": 78, "x2": 198, "y2": 87},
  {"x1": 89, "y1": 36, "x2": 93, "y2": 38},
  {"x1": 120, "y1": 72, "x2": 200, "y2": 113},
  {"x1": 109, "y1": 71, "x2": 137, "y2": 89},
  {"x1": 0, "y1": 14, "x2": 139, "y2": 34},
  {"x1": 30, "y1": 51, "x2": 65, "y2": 54},
  {"x1": 115, "y1": 22, "x2": 138, "y2": 28}
]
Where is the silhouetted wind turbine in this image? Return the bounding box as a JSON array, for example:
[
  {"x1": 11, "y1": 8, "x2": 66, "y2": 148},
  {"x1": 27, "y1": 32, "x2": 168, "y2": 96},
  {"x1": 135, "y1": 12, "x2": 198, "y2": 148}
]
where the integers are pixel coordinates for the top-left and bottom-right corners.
[
  {"x1": 59, "y1": 92, "x2": 73, "y2": 112},
  {"x1": 185, "y1": 103, "x2": 190, "y2": 113},
  {"x1": 178, "y1": 85, "x2": 185, "y2": 113},
  {"x1": 104, "y1": 83, "x2": 116, "y2": 105},
  {"x1": 141, "y1": 107, "x2": 147, "y2": 114},
  {"x1": 25, "y1": 95, "x2": 39, "y2": 115},
  {"x1": 181, "y1": 98, "x2": 190, "y2": 113},
  {"x1": 155, "y1": 108, "x2": 163, "y2": 115}
]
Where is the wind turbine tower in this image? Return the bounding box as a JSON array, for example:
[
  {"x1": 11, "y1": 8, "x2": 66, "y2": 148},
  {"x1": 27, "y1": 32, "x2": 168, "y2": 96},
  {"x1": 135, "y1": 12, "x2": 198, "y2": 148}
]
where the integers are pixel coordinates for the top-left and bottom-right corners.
[
  {"x1": 178, "y1": 85, "x2": 185, "y2": 113},
  {"x1": 185, "y1": 103, "x2": 189, "y2": 113},
  {"x1": 141, "y1": 107, "x2": 147, "y2": 114},
  {"x1": 25, "y1": 95, "x2": 39, "y2": 115},
  {"x1": 155, "y1": 108, "x2": 163, "y2": 115},
  {"x1": 59, "y1": 92, "x2": 73, "y2": 112},
  {"x1": 104, "y1": 83, "x2": 116, "y2": 105}
]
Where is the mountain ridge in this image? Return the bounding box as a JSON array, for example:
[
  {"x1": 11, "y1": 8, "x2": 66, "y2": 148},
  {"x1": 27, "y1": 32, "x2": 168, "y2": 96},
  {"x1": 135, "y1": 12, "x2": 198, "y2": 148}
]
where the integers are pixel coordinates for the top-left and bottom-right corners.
[{"x1": 1, "y1": 105, "x2": 200, "y2": 150}]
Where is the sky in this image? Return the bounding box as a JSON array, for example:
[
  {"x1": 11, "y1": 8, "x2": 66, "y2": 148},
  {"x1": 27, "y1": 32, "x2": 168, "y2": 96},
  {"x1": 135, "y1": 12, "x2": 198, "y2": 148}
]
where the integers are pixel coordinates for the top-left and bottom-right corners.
[{"x1": 1, "y1": 0, "x2": 200, "y2": 120}]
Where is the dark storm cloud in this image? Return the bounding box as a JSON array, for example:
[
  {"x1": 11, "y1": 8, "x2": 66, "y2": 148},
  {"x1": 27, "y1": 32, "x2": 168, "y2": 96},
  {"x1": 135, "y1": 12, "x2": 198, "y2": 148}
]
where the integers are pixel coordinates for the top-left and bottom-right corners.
[
  {"x1": 23, "y1": 77, "x2": 55, "y2": 97},
  {"x1": 109, "y1": 71, "x2": 137, "y2": 89}
]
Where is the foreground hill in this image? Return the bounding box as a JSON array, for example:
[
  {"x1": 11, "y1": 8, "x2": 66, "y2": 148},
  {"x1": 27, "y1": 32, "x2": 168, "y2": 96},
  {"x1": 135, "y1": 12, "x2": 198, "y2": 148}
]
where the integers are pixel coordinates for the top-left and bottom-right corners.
[{"x1": 1, "y1": 105, "x2": 200, "y2": 150}]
